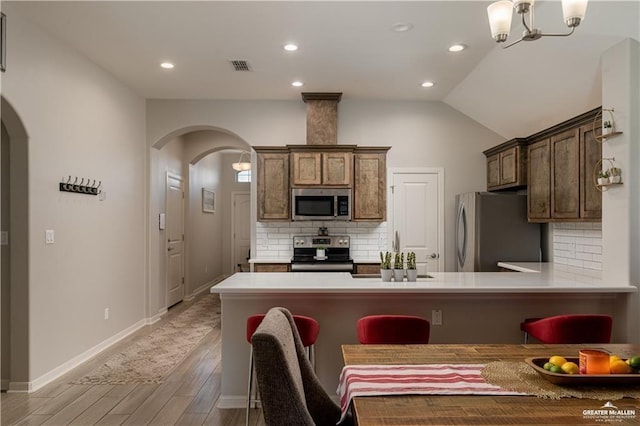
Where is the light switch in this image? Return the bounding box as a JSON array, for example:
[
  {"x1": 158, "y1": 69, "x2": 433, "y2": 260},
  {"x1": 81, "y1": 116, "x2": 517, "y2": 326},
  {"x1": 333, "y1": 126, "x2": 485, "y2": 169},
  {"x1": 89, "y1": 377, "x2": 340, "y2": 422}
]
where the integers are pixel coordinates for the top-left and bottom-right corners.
[
  {"x1": 159, "y1": 213, "x2": 166, "y2": 230},
  {"x1": 45, "y1": 229, "x2": 55, "y2": 244}
]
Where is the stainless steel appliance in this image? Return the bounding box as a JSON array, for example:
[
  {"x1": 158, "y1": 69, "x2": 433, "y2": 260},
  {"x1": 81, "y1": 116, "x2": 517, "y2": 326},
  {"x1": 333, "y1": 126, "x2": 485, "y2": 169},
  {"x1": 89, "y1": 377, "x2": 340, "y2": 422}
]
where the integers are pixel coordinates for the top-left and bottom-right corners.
[
  {"x1": 455, "y1": 192, "x2": 541, "y2": 272},
  {"x1": 291, "y1": 188, "x2": 351, "y2": 221},
  {"x1": 291, "y1": 235, "x2": 353, "y2": 272}
]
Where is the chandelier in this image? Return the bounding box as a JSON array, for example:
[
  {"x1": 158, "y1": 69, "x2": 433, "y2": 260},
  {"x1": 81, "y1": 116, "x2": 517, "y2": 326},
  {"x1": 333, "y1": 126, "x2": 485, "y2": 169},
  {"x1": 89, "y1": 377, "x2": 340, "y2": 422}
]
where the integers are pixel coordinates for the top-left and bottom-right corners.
[
  {"x1": 487, "y1": 0, "x2": 588, "y2": 48},
  {"x1": 232, "y1": 151, "x2": 251, "y2": 171}
]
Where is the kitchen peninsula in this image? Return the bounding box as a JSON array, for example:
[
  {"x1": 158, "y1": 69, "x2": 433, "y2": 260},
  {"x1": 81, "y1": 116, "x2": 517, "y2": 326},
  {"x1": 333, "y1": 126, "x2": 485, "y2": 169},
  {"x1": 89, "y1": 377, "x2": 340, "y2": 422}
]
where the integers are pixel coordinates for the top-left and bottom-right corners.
[{"x1": 210, "y1": 268, "x2": 635, "y2": 408}]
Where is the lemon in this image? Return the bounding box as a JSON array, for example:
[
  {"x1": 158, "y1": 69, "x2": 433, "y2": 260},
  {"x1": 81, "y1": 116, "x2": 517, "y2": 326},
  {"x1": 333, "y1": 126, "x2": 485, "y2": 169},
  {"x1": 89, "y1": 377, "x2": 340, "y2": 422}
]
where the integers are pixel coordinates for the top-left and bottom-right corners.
[
  {"x1": 610, "y1": 355, "x2": 622, "y2": 364},
  {"x1": 561, "y1": 362, "x2": 579, "y2": 374},
  {"x1": 611, "y1": 360, "x2": 632, "y2": 374},
  {"x1": 549, "y1": 355, "x2": 567, "y2": 367}
]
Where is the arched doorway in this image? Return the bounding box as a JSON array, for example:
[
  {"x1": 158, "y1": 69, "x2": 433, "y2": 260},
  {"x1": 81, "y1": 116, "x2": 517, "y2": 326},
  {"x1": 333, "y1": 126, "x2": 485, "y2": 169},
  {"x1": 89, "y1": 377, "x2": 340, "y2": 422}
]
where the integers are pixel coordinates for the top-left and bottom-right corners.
[
  {"x1": 1, "y1": 96, "x2": 30, "y2": 391},
  {"x1": 147, "y1": 126, "x2": 251, "y2": 319}
]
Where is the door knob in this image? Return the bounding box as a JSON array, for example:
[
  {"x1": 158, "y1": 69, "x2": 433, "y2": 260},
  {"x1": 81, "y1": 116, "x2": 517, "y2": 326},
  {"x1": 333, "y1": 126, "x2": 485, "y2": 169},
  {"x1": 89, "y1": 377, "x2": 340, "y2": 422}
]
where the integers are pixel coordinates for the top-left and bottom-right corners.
[{"x1": 429, "y1": 253, "x2": 439, "y2": 259}]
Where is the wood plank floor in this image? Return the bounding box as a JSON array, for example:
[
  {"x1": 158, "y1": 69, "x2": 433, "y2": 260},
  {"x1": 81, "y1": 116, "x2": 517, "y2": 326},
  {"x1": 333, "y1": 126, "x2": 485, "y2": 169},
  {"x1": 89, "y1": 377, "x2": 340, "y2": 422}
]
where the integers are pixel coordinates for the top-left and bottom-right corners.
[{"x1": 1, "y1": 293, "x2": 266, "y2": 426}]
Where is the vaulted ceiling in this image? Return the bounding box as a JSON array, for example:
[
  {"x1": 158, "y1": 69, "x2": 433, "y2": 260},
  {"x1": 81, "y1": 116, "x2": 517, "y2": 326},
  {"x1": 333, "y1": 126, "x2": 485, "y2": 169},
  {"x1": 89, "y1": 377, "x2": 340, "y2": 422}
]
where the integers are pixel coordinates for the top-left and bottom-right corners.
[{"x1": 7, "y1": 1, "x2": 639, "y2": 139}]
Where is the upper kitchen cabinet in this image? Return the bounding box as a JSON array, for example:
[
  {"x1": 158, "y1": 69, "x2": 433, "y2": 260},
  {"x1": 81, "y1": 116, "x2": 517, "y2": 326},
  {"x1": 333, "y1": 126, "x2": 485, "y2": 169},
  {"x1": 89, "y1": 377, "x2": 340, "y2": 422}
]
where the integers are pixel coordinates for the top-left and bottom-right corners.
[
  {"x1": 526, "y1": 108, "x2": 601, "y2": 223},
  {"x1": 550, "y1": 129, "x2": 580, "y2": 219},
  {"x1": 483, "y1": 139, "x2": 528, "y2": 191},
  {"x1": 528, "y1": 138, "x2": 551, "y2": 221},
  {"x1": 353, "y1": 147, "x2": 390, "y2": 221},
  {"x1": 579, "y1": 121, "x2": 603, "y2": 220},
  {"x1": 255, "y1": 147, "x2": 290, "y2": 221},
  {"x1": 290, "y1": 146, "x2": 354, "y2": 187}
]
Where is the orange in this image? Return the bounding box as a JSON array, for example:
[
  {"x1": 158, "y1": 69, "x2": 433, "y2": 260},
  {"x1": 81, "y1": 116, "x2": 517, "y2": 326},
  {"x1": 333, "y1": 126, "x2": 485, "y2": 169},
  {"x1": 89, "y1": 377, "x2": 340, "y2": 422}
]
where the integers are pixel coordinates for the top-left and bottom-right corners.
[
  {"x1": 561, "y1": 361, "x2": 579, "y2": 374},
  {"x1": 611, "y1": 360, "x2": 632, "y2": 374},
  {"x1": 549, "y1": 356, "x2": 567, "y2": 367}
]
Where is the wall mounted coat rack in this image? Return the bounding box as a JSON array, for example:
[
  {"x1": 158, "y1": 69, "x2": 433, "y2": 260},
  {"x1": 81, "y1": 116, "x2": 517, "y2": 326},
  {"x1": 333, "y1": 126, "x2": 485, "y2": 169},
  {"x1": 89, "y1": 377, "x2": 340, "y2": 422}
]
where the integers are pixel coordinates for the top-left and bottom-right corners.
[{"x1": 59, "y1": 176, "x2": 102, "y2": 195}]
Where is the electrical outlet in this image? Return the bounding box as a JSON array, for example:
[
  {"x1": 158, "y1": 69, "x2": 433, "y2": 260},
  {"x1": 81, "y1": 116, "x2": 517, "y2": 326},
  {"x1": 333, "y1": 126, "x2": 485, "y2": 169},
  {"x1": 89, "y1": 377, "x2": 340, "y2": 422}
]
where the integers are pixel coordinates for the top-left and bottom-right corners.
[
  {"x1": 432, "y1": 309, "x2": 442, "y2": 326},
  {"x1": 104, "y1": 308, "x2": 109, "y2": 320}
]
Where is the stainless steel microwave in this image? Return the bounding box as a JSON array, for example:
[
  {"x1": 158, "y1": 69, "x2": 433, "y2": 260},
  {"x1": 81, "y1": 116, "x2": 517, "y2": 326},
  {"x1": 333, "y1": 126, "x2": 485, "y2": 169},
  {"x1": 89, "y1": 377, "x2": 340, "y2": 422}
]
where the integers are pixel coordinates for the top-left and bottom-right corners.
[{"x1": 291, "y1": 188, "x2": 352, "y2": 221}]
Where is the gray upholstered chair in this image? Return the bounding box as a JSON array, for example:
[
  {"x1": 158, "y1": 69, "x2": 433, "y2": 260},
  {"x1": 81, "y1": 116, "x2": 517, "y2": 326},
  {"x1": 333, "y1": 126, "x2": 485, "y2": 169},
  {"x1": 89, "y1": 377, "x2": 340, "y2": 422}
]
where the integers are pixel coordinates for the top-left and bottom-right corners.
[{"x1": 251, "y1": 307, "x2": 350, "y2": 426}]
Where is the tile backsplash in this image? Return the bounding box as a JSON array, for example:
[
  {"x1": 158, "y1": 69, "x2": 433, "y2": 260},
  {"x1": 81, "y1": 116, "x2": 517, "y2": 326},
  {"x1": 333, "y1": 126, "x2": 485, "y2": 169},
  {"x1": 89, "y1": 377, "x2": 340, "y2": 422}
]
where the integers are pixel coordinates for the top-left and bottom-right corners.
[
  {"x1": 255, "y1": 221, "x2": 387, "y2": 261},
  {"x1": 552, "y1": 222, "x2": 602, "y2": 271}
]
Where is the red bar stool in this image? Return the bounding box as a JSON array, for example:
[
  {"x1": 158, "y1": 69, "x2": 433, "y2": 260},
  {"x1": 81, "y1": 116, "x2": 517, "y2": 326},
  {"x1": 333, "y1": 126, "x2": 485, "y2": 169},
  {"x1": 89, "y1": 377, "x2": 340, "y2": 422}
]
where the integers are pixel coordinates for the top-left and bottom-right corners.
[
  {"x1": 357, "y1": 314, "x2": 430, "y2": 344},
  {"x1": 520, "y1": 314, "x2": 613, "y2": 344},
  {"x1": 246, "y1": 313, "x2": 319, "y2": 426}
]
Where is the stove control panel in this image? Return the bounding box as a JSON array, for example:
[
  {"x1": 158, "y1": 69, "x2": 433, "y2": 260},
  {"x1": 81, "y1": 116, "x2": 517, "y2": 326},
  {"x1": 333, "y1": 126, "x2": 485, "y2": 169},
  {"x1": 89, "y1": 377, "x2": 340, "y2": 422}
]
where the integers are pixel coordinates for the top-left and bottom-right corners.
[{"x1": 293, "y1": 235, "x2": 350, "y2": 248}]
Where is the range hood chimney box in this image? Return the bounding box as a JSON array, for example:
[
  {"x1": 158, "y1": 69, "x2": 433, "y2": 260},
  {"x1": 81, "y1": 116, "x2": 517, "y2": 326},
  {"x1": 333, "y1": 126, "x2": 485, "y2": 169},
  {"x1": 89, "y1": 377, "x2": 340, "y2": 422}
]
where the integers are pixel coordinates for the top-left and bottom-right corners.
[{"x1": 301, "y1": 92, "x2": 342, "y2": 145}]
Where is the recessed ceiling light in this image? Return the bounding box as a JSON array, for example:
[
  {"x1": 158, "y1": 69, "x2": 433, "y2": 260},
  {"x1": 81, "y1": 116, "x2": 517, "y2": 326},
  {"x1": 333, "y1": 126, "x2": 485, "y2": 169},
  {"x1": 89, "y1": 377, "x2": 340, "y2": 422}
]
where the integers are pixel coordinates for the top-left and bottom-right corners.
[
  {"x1": 421, "y1": 81, "x2": 435, "y2": 88},
  {"x1": 160, "y1": 62, "x2": 175, "y2": 69},
  {"x1": 391, "y1": 22, "x2": 413, "y2": 32},
  {"x1": 449, "y1": 44, "x2": 467, "y2": 52},
  {"x1": 284, "y1": 43, "x2": 299, "y2": 52},
  {"x1": 291, "y1": 81, "x2": 304, "y2": 87}
]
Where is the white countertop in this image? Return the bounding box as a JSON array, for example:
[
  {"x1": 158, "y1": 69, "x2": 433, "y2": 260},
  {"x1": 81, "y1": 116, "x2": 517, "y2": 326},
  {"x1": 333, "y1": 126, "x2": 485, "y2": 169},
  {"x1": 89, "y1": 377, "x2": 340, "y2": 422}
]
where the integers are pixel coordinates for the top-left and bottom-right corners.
[
  {"x1": 249, "y1": 258, "x2": 380, "y2": 264},
  {"x1": 210, "y1": 266, "x2": 635, "y2": 295}
]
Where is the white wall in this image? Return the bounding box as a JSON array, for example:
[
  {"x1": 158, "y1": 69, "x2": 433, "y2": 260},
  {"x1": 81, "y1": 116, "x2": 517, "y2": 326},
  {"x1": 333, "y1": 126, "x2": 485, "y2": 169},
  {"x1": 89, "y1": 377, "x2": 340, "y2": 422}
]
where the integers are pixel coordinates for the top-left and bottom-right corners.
[
  {"x1": 600, "y1": 39, "x2": 640, "y2": 342},
  {"x1": 147, "y1": 100, "x2": 503, "y2": 272},
  {"x1": 188, "y1": 151, "x2": 223, "y2": 293},
  {"x1": 2, "y1": 5, "x2": 146, "y2": 385}
]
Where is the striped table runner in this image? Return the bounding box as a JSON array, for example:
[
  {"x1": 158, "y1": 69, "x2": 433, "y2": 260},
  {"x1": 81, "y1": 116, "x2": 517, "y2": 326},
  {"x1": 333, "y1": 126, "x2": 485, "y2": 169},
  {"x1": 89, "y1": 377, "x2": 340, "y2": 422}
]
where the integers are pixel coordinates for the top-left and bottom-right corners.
[{"x1": 337, "y1": 364, "x2": 526, "y2": 422}]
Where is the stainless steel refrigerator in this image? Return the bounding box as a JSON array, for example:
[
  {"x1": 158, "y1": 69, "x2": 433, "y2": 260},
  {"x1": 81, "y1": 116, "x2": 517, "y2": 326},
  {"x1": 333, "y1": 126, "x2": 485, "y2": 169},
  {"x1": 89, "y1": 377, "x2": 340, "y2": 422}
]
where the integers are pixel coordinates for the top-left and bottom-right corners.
[{"x1": 455, "y1": 192, "x2": 541, "y2": 272}]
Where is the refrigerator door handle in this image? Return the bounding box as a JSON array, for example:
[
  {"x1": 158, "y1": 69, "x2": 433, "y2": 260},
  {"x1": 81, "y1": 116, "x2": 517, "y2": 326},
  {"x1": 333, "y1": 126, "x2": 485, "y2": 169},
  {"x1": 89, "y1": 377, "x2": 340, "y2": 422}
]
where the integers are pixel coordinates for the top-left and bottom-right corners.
[{"x1": 456, "y1": 202, "x2": 467, "y2": 268}]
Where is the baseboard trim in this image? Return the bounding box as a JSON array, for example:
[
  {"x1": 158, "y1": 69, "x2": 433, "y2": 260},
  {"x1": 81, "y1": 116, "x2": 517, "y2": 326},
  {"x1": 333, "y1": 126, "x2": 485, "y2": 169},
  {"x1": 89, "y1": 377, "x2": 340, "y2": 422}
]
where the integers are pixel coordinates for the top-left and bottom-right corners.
[
  {"x1": 216, "y1": 395, "x2": 247, "y2": 409},
  {"x1": 7, "y1": 381, "x2": 30, "y2": 393},
  {"x1": 146, "y1": 308, "x2": 167, "y2": 325},
  {"x1": 187, "y1": 275, "x2": 228, "y2": 300},
  {"x1": 26, "y1": 318, "x2": 147, "y2": 393},
  {"x1": 1, "y1": 379, "x2": 10, "y2": 391}
]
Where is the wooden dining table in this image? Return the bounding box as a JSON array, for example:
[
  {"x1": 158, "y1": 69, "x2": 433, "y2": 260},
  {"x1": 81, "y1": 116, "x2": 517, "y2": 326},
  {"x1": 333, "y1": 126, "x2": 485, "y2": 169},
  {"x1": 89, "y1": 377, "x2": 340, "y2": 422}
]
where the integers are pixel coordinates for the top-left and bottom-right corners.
[{"x1": 341, "y1": 343, "x2": 640, "y2": 425}]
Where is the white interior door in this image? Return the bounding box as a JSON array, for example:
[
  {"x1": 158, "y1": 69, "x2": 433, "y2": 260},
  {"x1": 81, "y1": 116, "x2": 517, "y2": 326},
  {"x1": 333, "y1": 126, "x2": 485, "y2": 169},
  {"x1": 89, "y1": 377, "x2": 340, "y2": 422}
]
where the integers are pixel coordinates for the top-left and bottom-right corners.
[
  {"x1": 389, "y1": 169, "x2": 443, "y2": 273},
  {"x1": 232, "y1": 192, "x2": 251, "y2": 272},
  {"x1": 166, "y1": 174, "x2": 184, "y2": 307}
]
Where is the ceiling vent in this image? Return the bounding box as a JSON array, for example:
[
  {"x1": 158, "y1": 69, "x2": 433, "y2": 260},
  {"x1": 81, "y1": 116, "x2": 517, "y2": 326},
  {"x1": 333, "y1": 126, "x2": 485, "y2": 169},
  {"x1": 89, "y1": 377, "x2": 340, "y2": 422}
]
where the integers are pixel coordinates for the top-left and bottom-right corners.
[{"x1": 230, "y1": 60, "x2": 251, "y2": 71}]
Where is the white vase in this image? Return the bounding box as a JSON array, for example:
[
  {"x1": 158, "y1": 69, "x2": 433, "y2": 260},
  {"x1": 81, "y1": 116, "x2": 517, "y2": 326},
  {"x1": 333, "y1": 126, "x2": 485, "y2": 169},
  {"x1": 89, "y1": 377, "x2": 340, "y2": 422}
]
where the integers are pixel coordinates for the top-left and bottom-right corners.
[
  {"x1": 597, "y1": 177, "x2": 609, "y2": 185},
  {"x1": 603, "y1": 127, "x2": 612, "y2": 135},
  {"x1": 393, "y1": 269, "x2": 404, "y2": 282},
  {"x1": 611, "y1": 175, "x2": 621, "y2": 184},
  {"x1": 406, "y1": 269, "x2": 418, "y2": 282},
  {"x1": 381, "y1": 269, "x2": 393, "y2": 282},
  {"x1": 316, "y1": 249, "x2": 325, "y2": 259}
]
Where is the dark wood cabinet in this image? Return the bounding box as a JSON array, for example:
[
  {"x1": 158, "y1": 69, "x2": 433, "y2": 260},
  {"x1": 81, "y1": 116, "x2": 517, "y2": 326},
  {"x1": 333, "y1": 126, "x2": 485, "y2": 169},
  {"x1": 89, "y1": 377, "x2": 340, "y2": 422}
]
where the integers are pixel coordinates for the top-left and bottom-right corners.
[
  {"x1": 526, "y1": 108, "x2": 602, "y2": 223},
  {"x1": 256, "y1": 148, "x2": 290, "y2": 221},
  {"x1": 528, "y1": 139, "x2": 551, "y2": 221},
  {"x1": 483, "y1": 139, "x2": 527, "y2": 191},
  {"x1": 253, "y1": 263, "x2": 290, "y2": 272},
  {"x1": 551, "y1": 129, "x2": 580, "y2": 219},
  {"x1": 353, "y1": 148, "x2": 389, "y2": 221},
  {"x1": 290, "y1": 146, "x2": 353, "y2": 187},
  {"x1": 579, "y1": 122, "x2": 603, "y2": 219}
]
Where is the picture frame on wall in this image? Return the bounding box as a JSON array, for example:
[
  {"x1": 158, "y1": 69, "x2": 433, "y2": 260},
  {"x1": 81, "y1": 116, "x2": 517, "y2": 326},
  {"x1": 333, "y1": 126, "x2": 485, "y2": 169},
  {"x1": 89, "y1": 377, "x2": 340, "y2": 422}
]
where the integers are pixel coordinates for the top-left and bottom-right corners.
[
  {"x1": 202, "y1": 188, "x2": 215, "y2": 213},
  {"x1": 1, "y1": 12, "x2": 6, "y2": 72}
]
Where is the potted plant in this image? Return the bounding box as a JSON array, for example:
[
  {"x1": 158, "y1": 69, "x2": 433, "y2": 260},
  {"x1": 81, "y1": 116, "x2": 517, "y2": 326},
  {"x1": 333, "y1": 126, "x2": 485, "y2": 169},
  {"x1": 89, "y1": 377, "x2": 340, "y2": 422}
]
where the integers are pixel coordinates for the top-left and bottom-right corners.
[
  {"x1": 406, "y1": 252, "x2": 418, "y2": 281},
  {"x1": 380, "y1": 251, "x2": 392, "y2": 282},
  {"x1": 609, "y1": 166, "x2": 622, "y2": 183},
  {"x1": 603, "y1": 120, "x2": 613, "y2": 135},
  {"x1": 393, "y1": 252, "x2": 404, "y2": 282},
  {"x1": 597, "y1": 170, "x2": 610, "y2": 185},
  {"x1": 316, "y1": 246, "x2": 326, "y2": 259}
]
